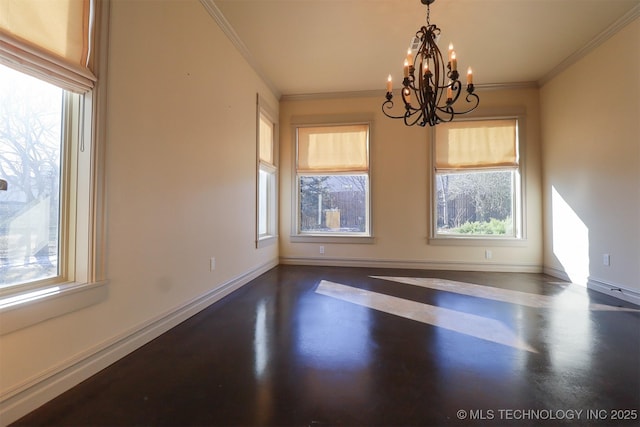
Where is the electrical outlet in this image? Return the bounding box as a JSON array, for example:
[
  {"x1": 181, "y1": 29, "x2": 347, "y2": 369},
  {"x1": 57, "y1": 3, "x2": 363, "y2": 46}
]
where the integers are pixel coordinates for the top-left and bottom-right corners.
[
  {"x1": 603, "y1": 254, "x2": 610, "y2": 266},
  {"x1": 319, "y1": 246, "x2": 325, "y2": 255},
  {"x1": 210, "y1": 257, "x2": 216, "y2": 271},
  {"x1": 485, "y1": 250, "x2": 492, "y2": 260}
]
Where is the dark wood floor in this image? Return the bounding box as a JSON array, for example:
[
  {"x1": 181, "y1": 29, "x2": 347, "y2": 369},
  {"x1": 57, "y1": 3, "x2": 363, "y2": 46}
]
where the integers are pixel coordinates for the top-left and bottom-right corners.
[{"x1": 13, "y1": 265, "x2": 640, "y2": 426}]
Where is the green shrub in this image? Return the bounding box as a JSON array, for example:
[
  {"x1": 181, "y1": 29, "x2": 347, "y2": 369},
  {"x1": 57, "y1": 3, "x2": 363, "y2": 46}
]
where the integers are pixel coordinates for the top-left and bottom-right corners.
[{"x1": 454, "y1": 217, "x2": 512, "y2": 235}]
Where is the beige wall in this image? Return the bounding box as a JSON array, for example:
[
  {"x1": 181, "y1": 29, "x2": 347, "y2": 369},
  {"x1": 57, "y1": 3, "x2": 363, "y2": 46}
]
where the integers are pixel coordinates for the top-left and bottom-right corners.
[
  {"x1": 1, "y1": 0, "x2": 278, "y2": 420},
  {"x1": 279, "y1": 87, "x2": 543, "y2": 271},
  {"x1": 540, "y1": 17, "x2": 640, "y2": 298}
]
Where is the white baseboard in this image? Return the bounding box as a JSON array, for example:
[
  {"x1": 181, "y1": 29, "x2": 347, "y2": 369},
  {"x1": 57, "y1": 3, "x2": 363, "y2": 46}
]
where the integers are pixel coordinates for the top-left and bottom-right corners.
[
  {"x1": 543, "y1": 266, "x2": 640, "y2": 306},
  {"x1": 280, "y1": 256, "x2": 542, "y2": 273},
  {"x1": 542, "y1": 266, "x2": 572, "y2": 282},
  {"x1": 587, "y1": 277, "x2": 640, "y2": 306},
  {"x1": 0, "y1": 259, "x2": 278, "y2": 426}
]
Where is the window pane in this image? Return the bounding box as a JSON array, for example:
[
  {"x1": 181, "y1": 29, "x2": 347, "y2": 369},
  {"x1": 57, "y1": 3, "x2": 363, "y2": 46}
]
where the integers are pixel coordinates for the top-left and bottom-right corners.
[
  {"x1": 299, "y1": 175, "x2": 368, "y2": 234},
  {"x1": 436, "y1": 170, "x2": 514, "y2": 236},
  {"x1": 258, "y1": 169, "x2": 269, "y2": 236},
  {"x1": 0, "y1": 65, "x2": 63, "y2": 288}
]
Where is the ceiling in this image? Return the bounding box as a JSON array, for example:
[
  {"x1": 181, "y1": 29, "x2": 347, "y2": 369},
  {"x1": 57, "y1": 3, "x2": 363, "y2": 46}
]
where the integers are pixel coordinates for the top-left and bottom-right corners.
[{"x1": 211, "y1": 0, "x2": 640, "y2": 97}]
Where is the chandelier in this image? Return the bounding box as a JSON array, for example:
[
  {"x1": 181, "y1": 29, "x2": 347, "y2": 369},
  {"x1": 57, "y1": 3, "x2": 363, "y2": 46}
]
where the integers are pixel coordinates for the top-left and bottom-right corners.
[{"x1": 382, "y1": 0, "x2": 479, "y2": 127}]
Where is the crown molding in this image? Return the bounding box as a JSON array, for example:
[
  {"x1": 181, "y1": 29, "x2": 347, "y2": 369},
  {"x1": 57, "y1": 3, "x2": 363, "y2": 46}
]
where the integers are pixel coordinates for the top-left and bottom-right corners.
[
  {"x1": 281, "y1": 90, "x2": 381, "y2": 102},
  {"x1": 475, "y1": 81, "x2": 539, "y2": 91},
  {"x1": 199, "y1": 0, "x2": 281, "y2": 99},
  {"x1": 539, "y1": 4, "x2": 640, "y2": 87},
  {"x1": 280, "y1": 82, "x2": 539, "y2": 102}
]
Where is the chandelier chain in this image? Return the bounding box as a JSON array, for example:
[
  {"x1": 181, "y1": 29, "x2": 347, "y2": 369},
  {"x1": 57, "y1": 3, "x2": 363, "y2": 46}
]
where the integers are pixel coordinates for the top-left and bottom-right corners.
[{"x1": 426, "y1": 4, "x2": 430, "y2": 26}]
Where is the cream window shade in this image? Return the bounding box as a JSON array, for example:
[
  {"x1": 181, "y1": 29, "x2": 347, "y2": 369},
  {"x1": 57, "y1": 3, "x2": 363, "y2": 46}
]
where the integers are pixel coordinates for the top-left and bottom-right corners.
[
  {"x1": 0, "y1": 0, "x2": 96, "y2": 92},
  {"x1": 259, "y1": 113, "x2": 274, "y2": 165},
  {"x1": 297, "y1": 124, "x2": 369, "y2": 173},
  {"x1": 435, "y1": 119, "x2": 518, "y2": 171}
]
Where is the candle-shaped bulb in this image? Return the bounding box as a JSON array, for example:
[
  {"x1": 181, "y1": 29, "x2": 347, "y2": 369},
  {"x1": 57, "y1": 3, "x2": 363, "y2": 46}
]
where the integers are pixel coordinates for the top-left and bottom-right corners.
[
  {"x1": 403, "y1": 59, "x2": 409, "y2": 77},
  {"x1": 450, "y1": 51, "x2": 457, "y2": 71},
  {"x1": 406, "y1": 48, "x2": 413, "y2": 66},
  {"x1": 447, "y1": 81, "x2": 453, "y2": 100},
  {"x1": 387, "y1": 74, "x2": 393, "y2": 93},
  {"x1": 403, "y1": 88, "x2": 411, "y2": 104},
  {"x1": 448, "y1": 43, "x2": 454, "y2": 61},
  {"x1": 467, "y1": 67, "x2": 473, "y2": 85}
]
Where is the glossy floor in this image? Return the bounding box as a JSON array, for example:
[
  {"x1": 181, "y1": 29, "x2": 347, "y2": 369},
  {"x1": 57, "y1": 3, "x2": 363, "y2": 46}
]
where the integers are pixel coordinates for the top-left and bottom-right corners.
[{"x1": 13, "y1": 266, "x2": 640, "y2": 426}]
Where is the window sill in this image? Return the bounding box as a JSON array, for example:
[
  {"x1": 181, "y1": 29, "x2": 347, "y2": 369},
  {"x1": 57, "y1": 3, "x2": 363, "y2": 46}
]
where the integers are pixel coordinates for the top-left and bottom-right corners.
[
  {"x1": 0, "y1": 280, "x2": 108, "y2": 335},
  {"x1": 429, "y1": 236, "x2": 527, "y2": 246},
  {"x1": 290, "y1": 234, "x2": 375, "y2": 244},
  {"x1": 257, "y1": 235, "x2": 278, "y2": 248}
]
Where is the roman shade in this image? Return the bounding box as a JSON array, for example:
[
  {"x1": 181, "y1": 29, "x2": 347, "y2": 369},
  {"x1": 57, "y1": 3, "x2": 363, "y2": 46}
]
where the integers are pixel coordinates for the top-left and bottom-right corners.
[
  {"x1": 434, "y1": 119, "x2": 518, "y2": 171},
  {"x1": 0, "y1": 0, "x2": 96, "y2": 92},
  {"x1": 297, "y1": 124, "x2": 369, "y2": 173},
  {"x1": 259, "y1": 113, "x2": 274, "y2": 165}
]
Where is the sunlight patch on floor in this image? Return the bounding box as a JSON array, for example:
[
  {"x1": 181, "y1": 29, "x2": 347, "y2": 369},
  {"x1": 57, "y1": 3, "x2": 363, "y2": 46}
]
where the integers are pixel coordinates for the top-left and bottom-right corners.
[
  {"x1": 371, "y1": 276, "x2": 639, "y2": 312},
  {"x1": 316, "y1": 280, "x2": 538, "y2": 353}
]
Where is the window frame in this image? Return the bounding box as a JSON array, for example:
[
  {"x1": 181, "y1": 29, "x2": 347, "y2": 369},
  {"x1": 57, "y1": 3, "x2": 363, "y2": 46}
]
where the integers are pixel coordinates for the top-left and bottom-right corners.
[
  {"x1": 429, "y1": 114, "x2": 527, "y2": 245},
  {"x1": 0, "y1": 0, "x2": 109, "y2": 334},
  {"x1": 256, "y1": 94, "x2": 278, "y2": 248},
  {"x1": 292, "y1": 121, "x2": 374, "y2": 243}
]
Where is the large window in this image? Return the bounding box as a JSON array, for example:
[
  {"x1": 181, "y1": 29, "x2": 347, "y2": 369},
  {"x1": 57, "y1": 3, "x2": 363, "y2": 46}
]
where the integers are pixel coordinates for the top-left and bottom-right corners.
[
  {"x1": 256, "y1": 96, "x2": 277, "y2": 246},
  {"x1": 0, "y1": 0, "x2": 107, "y2": 334},
  {"x1": 433, "y1": 118, "x2": 522, "y2": 239},
  {"x1": 295, "y1": 124, "x2": 371, "y2": 237}
]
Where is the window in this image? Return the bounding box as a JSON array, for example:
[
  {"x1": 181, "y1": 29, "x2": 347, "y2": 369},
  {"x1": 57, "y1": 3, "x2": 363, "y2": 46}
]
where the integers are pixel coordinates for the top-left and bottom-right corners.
[
  {"x1": 432, "y1": 118, "x2": 522, "y2": 239},
  {"x1": 295, "y1": 124, "x2": 371, "y2": 237},
  {"x1": 0, "y1": 0, "x2": 107, "y2": 334},
  {"x1": 256, "y1": 96, "x2": 277, "y2": 247}
]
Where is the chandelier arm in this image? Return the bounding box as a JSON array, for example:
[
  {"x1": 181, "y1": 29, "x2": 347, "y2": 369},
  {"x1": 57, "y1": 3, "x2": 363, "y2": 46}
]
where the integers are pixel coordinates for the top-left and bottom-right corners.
[
  {"x1": 430, "y1": 31, "x2": 448, "y2": 110},
  {"x1": 448, "y1": 79, "x2": 463, "y2": 105},
  {"x1": 437, "y1": 105, "x2": 455, "y2": 121},
  {"x1": 404, "y1": 109, "x2": 425, "y2": 127},
  {"x1": 423, "y1": 82, "x2": 437, "y2": 126},
  {"x1": 466, "y1": 91, "x2": 479, "y2": 106},
  {"x1": 435, "y1": 95, "x2": 479, "y2": 116},
  {"x1": 447, "y1": 91, "x2": 480, "y2": 115},
  {"x1": 414, "y1": 84, "x2": 426, "y2": 116},
  {"x1": 382, "y1": 98, "x2": 410, "y2": 120}
]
